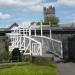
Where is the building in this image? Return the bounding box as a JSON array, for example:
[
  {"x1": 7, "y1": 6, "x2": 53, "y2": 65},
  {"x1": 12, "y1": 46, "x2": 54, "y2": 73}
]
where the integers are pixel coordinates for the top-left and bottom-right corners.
[{"x1": 43, "y1": 6, "x2": 55, "y2": 20}]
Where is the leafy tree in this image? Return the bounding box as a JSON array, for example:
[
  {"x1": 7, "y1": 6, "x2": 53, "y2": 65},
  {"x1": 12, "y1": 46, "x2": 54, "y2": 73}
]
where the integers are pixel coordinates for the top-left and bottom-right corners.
[
  {"x1": 31, "y1": 22, "x2": 41, "y2": 25},
  {"x1": 31, "y1": 22, "x2": 35, "y2": 25},
  {"x1": 43, "y1": 16, "x2": 59, "y2": 26},
  {"x1": 36, "y1": 22, "x2": 41, "y2": 25}
]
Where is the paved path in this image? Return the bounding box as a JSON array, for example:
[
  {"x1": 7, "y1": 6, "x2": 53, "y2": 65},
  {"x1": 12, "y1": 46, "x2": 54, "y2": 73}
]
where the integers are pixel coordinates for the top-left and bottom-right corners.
[{"x1": 56, "y1": 62, "x2": 75, "y2": 75}]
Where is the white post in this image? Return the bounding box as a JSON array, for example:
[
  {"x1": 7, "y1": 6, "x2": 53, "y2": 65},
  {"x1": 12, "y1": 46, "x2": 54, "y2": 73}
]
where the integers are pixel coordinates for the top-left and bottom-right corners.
[
  {"x1": 20, "y1": 36, "x2": 21, "y2": 49},
  {"x1": 23, "y1": 28, "x2": 25, "y2": 35},
  {"x1": 61, "y1": 42, "x2": 63, "y2": 58},
  {"x1": 49, "y1": 22, "x2": 52, "y2": 39},
  {"x1": 23, "y1": 22, "x2": 24, "y2": 35},
  {"x1": 29, "y1": 39, "x2": 31, "y2": 55},
  {"x1": 17, "y1": 34, "x2": 18, "y2": 47},
  {"x1": 29, "y1": 26, "x2": 31, "y2": 55},
  {"x1": 19, "y1": 27, "x2": 20, "y2": 34},
  {"x1": 29, "y1": 26, "x2": 31, "y2": 37},
  {"x1": 41, "y1": 22, "x2": 43, "y2": 36},
  {"x1": 24, "y1": 36, "x2": 25, "y2": 50},
  {"x1": 34, "y1": 23, "x2": 36, "y2": 36},
  {"x1": 40, "y1": 43, "x2": 42, "y2": 56}
]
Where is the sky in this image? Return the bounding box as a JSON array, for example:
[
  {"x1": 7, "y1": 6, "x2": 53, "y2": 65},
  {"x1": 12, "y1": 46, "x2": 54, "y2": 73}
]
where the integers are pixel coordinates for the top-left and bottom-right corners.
[{"x1": 0, "y1": 0, "x2": 75, "y2": 27}]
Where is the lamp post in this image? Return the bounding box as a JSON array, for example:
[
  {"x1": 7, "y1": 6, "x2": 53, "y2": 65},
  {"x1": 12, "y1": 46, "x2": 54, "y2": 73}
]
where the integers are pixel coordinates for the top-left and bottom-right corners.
[
  {"x1": 41, "y1": 21, "x2": 43, "y2": 36},
  {"x1": 49, "y1": 22, "x2": 52, "y2": 39},
  {"x1": 34, "y1": 23, "x2": 36, "y2": 36}
]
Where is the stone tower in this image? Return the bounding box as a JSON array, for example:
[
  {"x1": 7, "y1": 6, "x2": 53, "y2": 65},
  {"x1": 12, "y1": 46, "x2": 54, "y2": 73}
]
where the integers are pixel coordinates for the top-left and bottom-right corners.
[{"x1": 44, "y1": 6, "x2": 55, "y2": 20}]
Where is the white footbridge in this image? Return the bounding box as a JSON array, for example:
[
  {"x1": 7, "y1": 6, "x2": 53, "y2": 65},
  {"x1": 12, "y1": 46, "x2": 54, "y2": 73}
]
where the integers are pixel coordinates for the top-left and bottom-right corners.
[{"x1": 7, "y1": 23, "x2": 63, "y2": 58}]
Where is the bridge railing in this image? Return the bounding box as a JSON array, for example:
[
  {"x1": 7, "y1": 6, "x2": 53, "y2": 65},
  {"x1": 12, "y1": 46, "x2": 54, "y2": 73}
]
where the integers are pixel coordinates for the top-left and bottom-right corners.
[
  {"x1": 32, "y1": 36, "x2": 63, "y2": 58},
  {"x1": 8, "y1": 34, "x2": 42, "y2": 56}
]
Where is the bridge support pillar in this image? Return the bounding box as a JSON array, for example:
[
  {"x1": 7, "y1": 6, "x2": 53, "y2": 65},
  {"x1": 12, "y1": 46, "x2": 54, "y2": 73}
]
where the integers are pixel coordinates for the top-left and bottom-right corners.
[{"x1": 32, "y1": 56, "x2": 54, "y2": 65}]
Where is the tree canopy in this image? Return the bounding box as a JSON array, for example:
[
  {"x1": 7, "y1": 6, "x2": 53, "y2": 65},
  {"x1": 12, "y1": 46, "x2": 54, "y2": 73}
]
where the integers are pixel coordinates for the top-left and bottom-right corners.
[
  {"x1": 31, "y1": 16, "x2": 59, "y2": 27},
  {"x1": 43, "y1": 16, "x2": 59, "y2": 27}
]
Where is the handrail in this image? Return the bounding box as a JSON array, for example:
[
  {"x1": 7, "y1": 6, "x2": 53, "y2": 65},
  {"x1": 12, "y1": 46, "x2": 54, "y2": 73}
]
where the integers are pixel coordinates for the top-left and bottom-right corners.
[
  {"x1": 32, "y1": 35, "x2": 63, "y2": 58},
  {"x1": 32, "y1": 35, "x2": 62, "y2": 43}
]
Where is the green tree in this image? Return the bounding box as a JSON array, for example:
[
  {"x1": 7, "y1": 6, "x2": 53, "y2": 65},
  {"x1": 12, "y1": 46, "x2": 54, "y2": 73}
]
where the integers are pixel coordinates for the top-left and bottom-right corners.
[
  {"x1": 31, "y1": 22, "x2": 41, "y2": 25},
  {"x1": 43, "y1": 16, "x2": 59, "y2": 27},
  {"x1": 31, "y1": 22, "x2": 35, "y2": 25}
]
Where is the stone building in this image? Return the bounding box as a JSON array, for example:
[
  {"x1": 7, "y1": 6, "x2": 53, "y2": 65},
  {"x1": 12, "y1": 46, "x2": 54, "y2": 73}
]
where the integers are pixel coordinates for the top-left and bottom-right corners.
[{"x1": 43, "y1": 6, "x2": 55, "y2": 20}]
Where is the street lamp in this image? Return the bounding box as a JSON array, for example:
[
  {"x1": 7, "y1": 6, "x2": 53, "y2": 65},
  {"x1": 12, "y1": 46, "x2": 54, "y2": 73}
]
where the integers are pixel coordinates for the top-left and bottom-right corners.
[
  {"x1": 41, "y1": 21, "x2": 43, "y2": 36},
  {"x1": 34, "y1": 23, "x2": 36, "y2": 36},
  {"x1": 49, "y1": 22, "x2": 52, "y2": 39}
]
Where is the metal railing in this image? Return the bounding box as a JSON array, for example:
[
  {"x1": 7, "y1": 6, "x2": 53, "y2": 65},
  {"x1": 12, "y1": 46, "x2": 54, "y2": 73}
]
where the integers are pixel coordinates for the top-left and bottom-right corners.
[
  {"x1": 32, "y1": 36, "x2": 63, "y2": 58},
  {"x1": 9, "y1": 34, "x2": 42, "y2": 56}
]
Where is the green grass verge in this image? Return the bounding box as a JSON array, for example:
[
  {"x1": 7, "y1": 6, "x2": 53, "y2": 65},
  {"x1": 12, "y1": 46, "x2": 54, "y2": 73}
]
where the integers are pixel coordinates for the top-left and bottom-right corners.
[{"x1": 0, "y1": 62, "x2": 58, "y2": 75}]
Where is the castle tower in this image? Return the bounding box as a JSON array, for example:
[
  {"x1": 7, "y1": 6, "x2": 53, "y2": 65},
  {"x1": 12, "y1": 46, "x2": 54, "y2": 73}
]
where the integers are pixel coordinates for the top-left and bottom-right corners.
[{"x1": 44, "y1": 6, "x2": 55, "y2": 20}]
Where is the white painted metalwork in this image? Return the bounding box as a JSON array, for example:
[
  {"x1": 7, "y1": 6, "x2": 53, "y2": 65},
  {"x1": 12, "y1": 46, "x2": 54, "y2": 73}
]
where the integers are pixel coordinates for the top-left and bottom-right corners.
[
  {"x1": 34, "y1": 23, "x2": 36, "y2": 36},
  {"x1": 32, "y1": 36, "x2": 63, "y2": 58},
  {"x1": 41, "y1": 22, "x2": 43, "y2": 36},
  {"x1": 7, "y1": 23, "x2": 63, "y2": 58},
  {"x1": 8, "y1": 25, "x2": 42, "y2": 56},
  {"x1": 9, "y1": 35, "x2": 42, "y2": 56}
]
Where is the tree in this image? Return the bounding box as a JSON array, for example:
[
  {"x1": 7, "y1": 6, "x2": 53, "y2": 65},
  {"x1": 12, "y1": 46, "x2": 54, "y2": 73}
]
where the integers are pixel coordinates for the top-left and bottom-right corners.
[
  {"x1": 31, "y1": 22, "x2": 35, "y2": 25},
  {"x1": 43, "y1": 16, "x2": 59, "y2": 27},
  {"x1": 31, "y1": 22, "x2": 41, "y2": 25},
  {"x1": 36, "y1": 22, "x2": 41, "y2": 25}
]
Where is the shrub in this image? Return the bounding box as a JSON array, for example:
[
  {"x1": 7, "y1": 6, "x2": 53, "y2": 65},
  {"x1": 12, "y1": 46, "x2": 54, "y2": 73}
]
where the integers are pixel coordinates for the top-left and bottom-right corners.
[{"x1": 11, "y1": 48, "x2": 22, "y2": 62}]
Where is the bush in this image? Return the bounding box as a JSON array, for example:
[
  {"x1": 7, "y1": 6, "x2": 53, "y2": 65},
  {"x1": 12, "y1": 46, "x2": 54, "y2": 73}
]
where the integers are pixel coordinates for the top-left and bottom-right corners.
[{"x1": 11, "y1": 48, "x2": 22, "y2": 62}]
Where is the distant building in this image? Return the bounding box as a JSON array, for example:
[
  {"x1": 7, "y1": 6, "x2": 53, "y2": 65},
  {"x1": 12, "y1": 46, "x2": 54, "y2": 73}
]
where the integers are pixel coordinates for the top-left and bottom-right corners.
[
  {"x1": 8, "y1": 22, "x2": 18, "y2": 30},
  {"x1": 43, "y1": 6, "x2": 55, "y2": 20}
]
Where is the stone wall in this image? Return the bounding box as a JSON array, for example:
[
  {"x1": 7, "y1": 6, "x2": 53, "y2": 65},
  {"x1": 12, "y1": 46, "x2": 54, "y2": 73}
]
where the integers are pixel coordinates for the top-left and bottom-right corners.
[
  {"x1": 0, "y1": 36, "x2": 6, "y2": 52},
  {"x1": 0, "y1": 36, "x2": 9, "y2": 62},
  {"x1": 32, "y1": 56, "x2": 54, "y2": 65}
]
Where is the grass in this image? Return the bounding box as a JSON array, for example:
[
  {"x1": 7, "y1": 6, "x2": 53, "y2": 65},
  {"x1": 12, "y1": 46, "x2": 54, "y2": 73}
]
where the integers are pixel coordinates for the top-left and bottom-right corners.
[{"x1": 0, "y1": 62, "x2": 58, "y2": 75}]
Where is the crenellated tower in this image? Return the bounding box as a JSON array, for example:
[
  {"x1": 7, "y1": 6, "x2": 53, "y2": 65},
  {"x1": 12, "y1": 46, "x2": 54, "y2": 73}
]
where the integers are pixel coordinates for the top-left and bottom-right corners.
[{"x1": 44, "y1": 6, "x2": 55, "y2": 20}]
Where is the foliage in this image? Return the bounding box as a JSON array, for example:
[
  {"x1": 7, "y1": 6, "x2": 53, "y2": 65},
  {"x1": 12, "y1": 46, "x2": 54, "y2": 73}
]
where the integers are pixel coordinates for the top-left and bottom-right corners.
[
  {"x1": 31, "y1": 22, "x2": 35, "y2": 25},
  {"x1": 31, "y1": 16, "x2": 59, "y2": 27},
  {"x1": 31, "y1": 22, "x2": 41, "y2": 25},
  {"x1": 0, "y1": 63, "x2": 58, "y2": 75},
  {"x1": 43, "y1": 16, "x2": 59, "y2": 26},
  {"x1": 11, "y1": 48, "x2": 22, "y2": 62}
]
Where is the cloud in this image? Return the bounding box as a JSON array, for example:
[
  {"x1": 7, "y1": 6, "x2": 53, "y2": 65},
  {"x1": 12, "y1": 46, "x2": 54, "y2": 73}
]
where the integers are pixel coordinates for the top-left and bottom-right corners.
[
  {"x1": 0, "y1": 12, "x2": 11, "y2": 19},
  {"x1": 0, "y1": 0, "x2": 75, "y2": 12},
  {"x1": 0, "y1": 0, "x2": 42, "y2": 7},
  {"x1": 57, "y1": 0, "x2": 75, "y2": 7},
  {"x1": 0, "y1": 0, "x2": 56, "y2": 12},
  {"x1": 42, "y1": 0, "x2": 75, "y2": 8}
]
